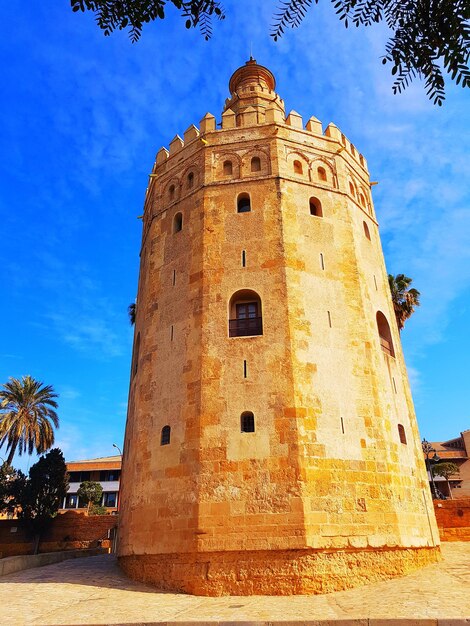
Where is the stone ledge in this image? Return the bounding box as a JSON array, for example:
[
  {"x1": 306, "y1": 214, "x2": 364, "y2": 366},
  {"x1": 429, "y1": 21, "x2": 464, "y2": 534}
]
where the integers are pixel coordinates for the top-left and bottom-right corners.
[
  {"x1": 57, "y1": 620, "x2": 470, "y2": 626},
  {"x1": 0, "y1": 547, "x2": 107, "y2": 577}
]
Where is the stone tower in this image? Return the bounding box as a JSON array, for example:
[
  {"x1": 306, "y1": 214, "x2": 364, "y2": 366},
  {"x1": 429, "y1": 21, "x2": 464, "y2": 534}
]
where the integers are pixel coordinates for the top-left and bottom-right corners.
[{"x1": 118, "y1": 59, "x2": 440, "y2": 595}]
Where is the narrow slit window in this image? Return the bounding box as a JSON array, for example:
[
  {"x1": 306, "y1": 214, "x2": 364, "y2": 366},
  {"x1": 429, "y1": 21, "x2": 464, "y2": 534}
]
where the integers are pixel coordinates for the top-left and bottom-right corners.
[
  {"x1": 133, "y1": 332, "x2": 140, "y2": 378},
  {"x1": 169, "y1": 184, "x2": 175, "y2": 201},
  {"x1": 349, "y1": 181, "x2": 356, "y2": 197},
  {"x1": 241, "y1": 411, "x2": 255, "y2": 433},
  {"x1": 223, "y1": 160, "x2": 233, "y2": 176},
  {"x1": 374, "y1": 275, "x2": 378, "y2": 291},
  {"x1": 170, "y1": 325, "x2": 174, "y2": 341},
  {"x1": 161, "y1": 425, "x2": 171, "y2": 446},
  {"x1": 363, "y1": 221, "x2": 371, "y2": 240},
  {"x1": 187, "y1": 172, "x2": 194, "y2": 189},
  {"x1": 310, "y1": 197, "x2": 323, "y2": 217},
  {"x1": 242, "y1": 250, "x2": 246, "y2": 267},
  {"x1": 237, "y1": 193, "x2": 251, "y2": 213},
  {"x1": 173, "y1": 212, "x2": 183, "y2": 233},
  {"x1": 340, "y1": 417, "x2": 345, "y2": 434},
  {"x1": 243, "y1": 360, "x2": 247, "y2": 378},
  {"x1": 398, "y1": 424, "x2": 407, "y2": 444},
  {"x1": 172, "y1": 270, "x2": 176, "y2": 286},
  {"x1": 392, "y1": 377, "x2": 397, "y2": 393},
  {"x1": 328, "y1": 311, "x2": 332, "y2": 328},
  {"x1": 359, "y1": 193, "x2": 366, "y2": 208},
  {"x1": 251, "y1": 157, "x2": 261, "y2": 172},
  {"x1": 320, "y1": 253, "x2": 325, "y2": 270}
]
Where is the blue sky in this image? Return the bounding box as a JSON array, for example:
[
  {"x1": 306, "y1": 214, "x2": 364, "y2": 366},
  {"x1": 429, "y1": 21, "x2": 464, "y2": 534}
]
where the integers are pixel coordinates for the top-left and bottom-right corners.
[{"x1": 1, "y1": 2, "x2": 469, "y2": 471}]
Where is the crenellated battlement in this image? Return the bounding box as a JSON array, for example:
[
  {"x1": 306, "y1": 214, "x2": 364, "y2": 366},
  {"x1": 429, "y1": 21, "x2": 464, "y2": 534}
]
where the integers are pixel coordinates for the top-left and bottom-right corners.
[{"x1": 151, "y1": 108, "x2": 368, "y2": 174}]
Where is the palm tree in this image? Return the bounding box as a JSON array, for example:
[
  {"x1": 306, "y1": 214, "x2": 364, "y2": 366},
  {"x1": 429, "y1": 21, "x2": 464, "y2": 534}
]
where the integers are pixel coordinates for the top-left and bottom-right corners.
[
  {"x1": 0, "y1": 376, "x2": 59, "y2": 466},
  {"x1": 128, "y1": 302, "x2": 136, "y2": 326},
  {"x1": 388, "y1": 274, "x2": 420, "y2": 331}
]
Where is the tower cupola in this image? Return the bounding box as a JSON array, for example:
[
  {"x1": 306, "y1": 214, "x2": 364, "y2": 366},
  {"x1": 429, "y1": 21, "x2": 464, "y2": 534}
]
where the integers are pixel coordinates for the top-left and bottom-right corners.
[{"x1": 224, "y1": 58, "x2": 285, "y2": 123}]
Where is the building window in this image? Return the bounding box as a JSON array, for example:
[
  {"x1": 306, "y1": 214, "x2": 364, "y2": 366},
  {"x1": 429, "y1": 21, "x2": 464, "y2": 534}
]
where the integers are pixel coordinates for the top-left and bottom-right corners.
[
  {"x1": 398, "y1": 424, "x2": 407, "y2": 444},
  {"x1": 349, "y1": 181, "x2": 356, "y2": 197},
  {"x1": 359, "y1": 193, "x2": 366, "y2": 207},
  {"x1": 169, "y1": 184, "x2": 175, "y2": 201},
  {"x1": 64, "y1": 494, "x2": 78, "y2": 509},
  {"x1": 241, "y1": 411, "x2": 255, "y2": 433},
  {"x1": 242, "y1": 250, "x2": 246, "y2": 267},
  {"x1": 310, "y1": 197, "x2": 323, "y2": 217},
  {"x1": 363, "y1": 221, "x2": 371, "y2": 240},
  {"x1": 103, "y1": 492, "x2": 117, "y2": 507},
  {"x1": 229, "y1": 289, "x2": 263, "y2": 337},
  {"x1": 99, "y1": 470, "x2": 121, "y2": 482},
  {"x1": 173, "y1": 212, "x2": 183, "y2": 233},
  {"x1": 251, "y1": 156, "x2": 261, "y2": 172},
  {"x1": 293, "y1": 160, "x2": 303, "y2": 175},
  {"x1": 187, "y1": 172, "x2": 194, "y2": 189},
  {"x1": 237, "y1": 193, "x2": 251, "y2": 213},
  {"x1": 223, "y1": 160, "x2": 233, "y2": 175},
  {"x1": 161, "y1": 425, "x2": 171, "y2": 446},
  {"x1": 317, "y1": 166, "x2": 327, "y2": 182},
  {"x1": 133, "y1": 332, "x2": 140, "y2": 378},
  {"x1": 376, "y1": 311, "x2": 395, "y2": 357}
]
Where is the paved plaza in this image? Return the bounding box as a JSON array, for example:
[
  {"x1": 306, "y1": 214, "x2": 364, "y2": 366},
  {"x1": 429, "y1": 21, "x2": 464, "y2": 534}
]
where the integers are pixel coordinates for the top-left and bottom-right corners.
[{"x1": 0, "y1": 542, "x2": 469, "y2": 626}]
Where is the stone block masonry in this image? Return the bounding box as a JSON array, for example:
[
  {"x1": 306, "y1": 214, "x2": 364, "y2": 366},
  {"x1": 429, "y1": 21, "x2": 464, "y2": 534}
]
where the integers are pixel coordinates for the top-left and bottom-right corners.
[{"x1": 118, "y1": 59, "x2": 440, "y2": 595}]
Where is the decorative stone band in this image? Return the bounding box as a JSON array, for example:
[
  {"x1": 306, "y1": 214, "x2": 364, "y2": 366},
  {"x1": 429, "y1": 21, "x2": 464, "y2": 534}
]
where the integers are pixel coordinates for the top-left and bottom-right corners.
[{"x1": 119, "y1": 546, "x2": 440, "y2": 596}]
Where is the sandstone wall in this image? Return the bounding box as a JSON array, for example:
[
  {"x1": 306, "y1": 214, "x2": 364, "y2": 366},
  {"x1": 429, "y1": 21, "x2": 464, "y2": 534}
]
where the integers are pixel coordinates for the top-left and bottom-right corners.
[{"x1": 434, "y1": 499, "x2": 470, "y2": 541}]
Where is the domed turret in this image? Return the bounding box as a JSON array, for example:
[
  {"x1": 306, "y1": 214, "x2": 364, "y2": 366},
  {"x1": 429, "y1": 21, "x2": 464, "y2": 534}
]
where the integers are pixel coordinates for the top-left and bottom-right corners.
[{"x1": 224, "y1": 58, "x2": 285, "y2": 123}]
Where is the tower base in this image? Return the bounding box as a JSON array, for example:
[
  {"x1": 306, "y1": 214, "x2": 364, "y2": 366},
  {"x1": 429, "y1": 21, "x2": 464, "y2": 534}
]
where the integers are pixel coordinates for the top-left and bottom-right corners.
[{"x1": 119, "y1": 546, "x2": 440, "y2": 596}]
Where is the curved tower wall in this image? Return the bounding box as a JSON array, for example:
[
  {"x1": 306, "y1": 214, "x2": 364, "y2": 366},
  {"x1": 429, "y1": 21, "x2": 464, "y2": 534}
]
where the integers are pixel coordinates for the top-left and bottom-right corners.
[{"x1": 118, "y1": 61, "x2": 440, "y2": 595}]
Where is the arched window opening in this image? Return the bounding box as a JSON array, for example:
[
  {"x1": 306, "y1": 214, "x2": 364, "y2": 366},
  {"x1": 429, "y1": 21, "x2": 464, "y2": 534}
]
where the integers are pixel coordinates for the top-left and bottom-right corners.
[
  {"x1": 161, "y1": 425, "x2": 171, "y2": 446},
  {"x1": 310, "y1": 197, "x2": 323, "y2": 217},
  {"x1": 359, "y1": 155, "x2": 365, "y2": 166},
  {"x1": 293, "y1": 160, "x2": 303, "y2": 175},
  {"x1": 341, "y1": 134, "x2": 347, "y2": 147},
  {"x1": 173, "y1": 212, "x2": 183, "y2": 233},
  {"x1": 363, "y1": 221, "x2": 371, "y2": 240},
  {"x1": 169, "y1": 184, "x2": 175, "y2": 201},
  {"x1": 187, "y1": 172, "x2": 194, "y2": 189},
  {"x1": 229, "y1": 289, "x2": 262, "y2": 337},
  {"x1": 376, "y1": 311, "x2": 395, "y2": 357},
  {"x1": 398, "y1": 424, "x2": 407, "y2": 445},
  {"x1": 241, "y1": 411, "x2": 255, "y2": 433},
  {"x1": 223, "y1": 160, "x2": 233, "y2": 176},
  {"x1": 251, "y1": 156, "x2": 261, "y2": 172},
  {"x1": 317, "y1": 166, "x2": 327, "y2": 182},
  {"x1": 237, "y1": 193, "x2": 251, "y2": 213},
  {"x1": 359, "y1": 193, "x2": 366, "y2": 207},
  {"x1": 349, "y1": 181, "x2": 356, "y2": 197},
  {"x1": 133, "y1": 332, "x2": 140, "y2": 378}
]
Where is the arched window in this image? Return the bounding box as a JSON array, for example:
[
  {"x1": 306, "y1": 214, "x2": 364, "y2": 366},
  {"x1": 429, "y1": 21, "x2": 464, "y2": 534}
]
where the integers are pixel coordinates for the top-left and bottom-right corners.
[
  {"x1": 317, "y1": 166, "x2": 327, "y2": 182},
  {"x1": 293, "y1": 160, "x2": 303, "y2": 175},
  {"x1": 173, "y1": 212, "x2": 183, "y2": 233},
  {"x1": 229, "y1": 289, "x2": 262, "y2": 337},
  {"x1": 363, "y1": 221, "x2": 371, "y2": 240},
  {"x1": 251, "y1": 156, "x2": 261, "y2": 172},
  {"x1": 132, "y1": 332, "x2": 140, "y2": 378},
  {"x1": 341, "y1": 134, "x2": 347, "y2": 147},
  {"x1": 349, "y1": 181, "x2": 356, "y2": 197},
  {"x1": 187, "y1": 172, "x2": 194, "y2": 189},
  {"x1": 237, "y1": 193, "x2": 251, "y2": 213},
  {"x1": 359, "y1": 193, "x2": 366, "y2": 207},
  {"x1": 241, "y1": 411, "x2": 255, "y2": 433},
  {"x1": 169, "y1": 184, "x2": 175, "y2": 201},
  {"x1": 223, "y1": 160, "x2": 233, "y2": 176},
  {"x1": 398, "y1": 424, "x2": 407, "y2": 444},
  {"x1": 161, "y1": 425, "x2": 171, "y2": 446},
  {"x1": 376, "y1": 311, "x2": 395, "y2": 357},
  {"x1": 310, "y1": 197, "x2": 323, "y2": 217}
]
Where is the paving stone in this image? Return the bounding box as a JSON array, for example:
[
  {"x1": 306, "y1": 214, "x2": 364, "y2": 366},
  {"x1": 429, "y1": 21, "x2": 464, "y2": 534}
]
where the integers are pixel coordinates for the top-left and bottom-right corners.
[{"x1": 0, "y1": 543, "x2": 469, "y2": 626}]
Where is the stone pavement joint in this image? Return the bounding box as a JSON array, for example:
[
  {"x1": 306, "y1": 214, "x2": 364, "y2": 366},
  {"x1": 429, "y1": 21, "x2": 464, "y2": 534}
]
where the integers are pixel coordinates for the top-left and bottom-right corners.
[{"x1": 0, "y1": 543, "x2": 469, "y2": 626}]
